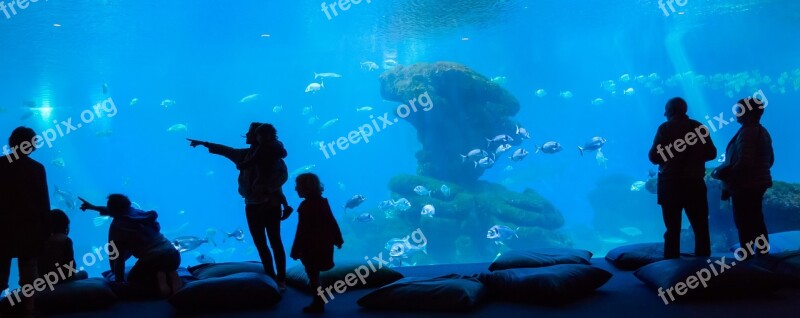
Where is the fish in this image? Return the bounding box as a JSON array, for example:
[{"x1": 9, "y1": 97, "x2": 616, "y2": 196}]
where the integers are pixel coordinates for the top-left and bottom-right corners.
[
  {"x1": 51, "y1": 157, "x2": 66, "y2": 168},
  {"x1": 578, "y1": 137, "x2": 607, "y2": 156},
  {"x1": 495, "y1": 144, "x2": 512, "y2": 154},
  {"x1": 620, "y1": 74, "x2": 631, "y2": 82},
  {"x1": 717, "y1": 154, "x2": 726, "y2": 163},
  {"x1": 102, "y1": 83, "x2": 109, "y2": 94},
  {"x1": 240, "y1": 94, "x2": 260, "y2": 103},
  {"x1": 601, "y1": 80, "x2": 616, "y2": 92},
  {"x1": 536, "y1": 142, "x2": 562, "y2": 154},
  {"x1": 354, "y1": 213, "x2": 375, "y2": 223},
  {"x1": 224, "y1": 228, "x2": 245, "y2": 243},
  {"x1": 509, "y1": 148, "x2": 530, "y2": 162},
  {"x1": 160, "y1": 99, "x2": 176, "y2": 108},
  {"x1": 290, "y1": 164, "x2": 315, "y2": 177},
  {"x1": 307, "y1": 116, "x2": 320, "y2": 125},
  {"x1": 172, "y1": 232, "x2": 217, "y2": 253},
  {"x1": 486, "y1": 134, "x2": 514, "y2": 148},
  {"x1": 440, "y1": 185, "x2": 451, "y2": 198},
  {"x1": 196, "y1": 254, "x2": 216, "y2": 264},
  {"x1": 491, "y1": 76, "x2": 507, "y2": 85},
  {"x1": 420, "y1": 204, "x2": 435, "y2": 218},
  {"x1": 319, "y1": 118, "x2": 338, "y2": 130},
  {"x1": 302, "y1": 105, "x2": 313, "y2": 116},
  {"x1": 515, "y1": 125, "x2": 531, "y2": 139},
  {"x1": 272, "y1": 105, "x2": 283, "y2": 113},
  {"x1": 167, "y1": 124, "x2": 188, "y2": 133},
  {"x1": 596, "y1": 149, "x2": 609, "y2": 168},
  {"x1": 560, "y1": 91, "x2": 573, "y2": 99},
  {"x1": 535, "y1": 89, "x2": 547, "y2": 97},
  {"x1": 129, "y1": 98, "x2": 139, "y2": 106},
  {"x1": 460, "y1": 149, "x2": 488, "y2": 163},
  {"x1": 620, "y1": 227, "x2": 643, "y2": 237},
  {"x1": 487, "y1": 225, "x2": 519, "y2": 245},
  {"x1": 591, "y1": 98, "x2": 605, "y2": 106},
  {"x1": 344, "y1": 195, "x2": 367, "y2": 214},
  {"x1": 414, "y1": 186, "x2": 432, "y2": 196},
  {"x1": 177, "y1": 210, "x2": 186, "y2": 216},
  {"x1": 476, "y1": 156, "x2": 496, "y2": 168},
  {"x1": 305, "y1": 82, "x2": 324, "y2": 93},
  {"x1": 392, "y1": 198, "x2": 411, "y2": 212},
  {"x1": 623, "y1": 88, "x2": 635, "y2": 96},
  {"x1": 53, "y1": 185, "x2": 80, "y2": 211},
  {"x1": 382, "y1": 59, "x2": 398, "y2": 69},
  {"x1": 504, "y1": 165, "x2": 514, "y2": 172},
  {"x1": 387, "y1": 239, "x2": 427, "y2": 259},
  {"x1": 648, "y1": 73, "x2": 660, "y2": 81},
  {"x1": 314, "y1": 72, "x2": 342, "y2": 79},
  {"x1": 356, "y1": 106, "x2": 373, "y2": 112},
  {"x1": 635, "y1": 75, "x2": 646, "y2": 83},
  {"x1": 93, "y1": 216, "x2": 111, "y2": 227},
  {"x1": 360, "y1": 61, "x2": 379, "y2": 71},
  {"x1": 630, "y1": 181, "x2": 647, "y2": 192},
  {"x1": 378, "y1": 200, "x2": 396, "y2": 211}
]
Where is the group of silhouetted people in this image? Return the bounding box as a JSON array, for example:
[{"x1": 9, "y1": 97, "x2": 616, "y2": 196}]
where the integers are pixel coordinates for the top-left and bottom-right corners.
[{"x1": 649, "y1": 96, "x2": 774, "y2": 259}]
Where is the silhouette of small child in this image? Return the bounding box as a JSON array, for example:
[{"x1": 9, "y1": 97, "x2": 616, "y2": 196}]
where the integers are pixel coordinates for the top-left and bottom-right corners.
[
  {"x1": 38, "y1": 209, "x2": 88, "y2": 283},
  {"x1": 289, "y1": 173, "x2": 343, "y2": 313},
  {"x1": 237, "y1": 124, "x2": 293, "y2": 218}
]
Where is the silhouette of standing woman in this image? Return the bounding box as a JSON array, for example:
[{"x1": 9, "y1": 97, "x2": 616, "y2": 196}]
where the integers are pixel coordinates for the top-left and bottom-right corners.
[{"x1": 188, "y1": 122, "x2": 293, "y2": 290}]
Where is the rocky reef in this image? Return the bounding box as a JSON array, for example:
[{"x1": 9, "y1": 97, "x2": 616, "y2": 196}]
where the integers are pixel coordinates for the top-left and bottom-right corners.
[{"x1": 335, "y1": 62, "x2": 569, "y2": 265}]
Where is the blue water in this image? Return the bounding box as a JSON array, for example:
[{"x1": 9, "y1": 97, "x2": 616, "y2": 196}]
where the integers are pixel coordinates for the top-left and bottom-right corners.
[{"x1": 1, "y1": 0, "x2": 799, "y2": 285}]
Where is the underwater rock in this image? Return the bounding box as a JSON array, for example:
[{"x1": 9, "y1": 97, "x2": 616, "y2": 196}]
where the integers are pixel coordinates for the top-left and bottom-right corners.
[
  {"x1": 379, "y1": 62, "x2": 521, "y2": 184},
  {"x1": 760, "y1": 181, "x2": 800, "y2": 233}
]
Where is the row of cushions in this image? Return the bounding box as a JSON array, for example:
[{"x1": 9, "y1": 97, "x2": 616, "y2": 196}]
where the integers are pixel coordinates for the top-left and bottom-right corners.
[
  {"x1": 489, "y1": 248, "x2": 594, "y2": 271},
  {"x1": 729, "y1": 231, "x2": 800, "y2": 254},
  {"x1": 605, "y1": 243, "x2": 695, "y2": 270},
  {"x1": 0, "y1": 278, "x2": 117, "y2": 315},
  {"x1": 358, "y1": 264, "x2": 612, "y2": 311}
]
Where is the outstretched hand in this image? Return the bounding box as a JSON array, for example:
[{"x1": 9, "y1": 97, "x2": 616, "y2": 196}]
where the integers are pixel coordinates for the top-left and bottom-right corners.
[
  {"x1": 78, "y1": 197, "x2": 92, "y2": 212},
  {"x1": 187, "y1": 139, "x2": 205, "y2": 148}
]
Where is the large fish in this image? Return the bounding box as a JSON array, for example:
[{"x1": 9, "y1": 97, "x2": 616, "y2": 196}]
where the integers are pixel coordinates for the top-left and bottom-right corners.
[{"x1": 578, "y1": 137, "x2": 607, "y2": 156}]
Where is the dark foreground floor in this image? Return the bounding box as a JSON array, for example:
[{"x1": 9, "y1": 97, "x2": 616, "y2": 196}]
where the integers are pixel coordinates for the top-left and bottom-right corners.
[{"x1": 47, "y1": 259, "x2": 800, "y2": 318}]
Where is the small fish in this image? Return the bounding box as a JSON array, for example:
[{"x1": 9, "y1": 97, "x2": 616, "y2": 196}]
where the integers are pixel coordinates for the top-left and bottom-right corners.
[
  {"x1": 504, "y1": 165, "x2": 514, "y2": 172},
  {"x1": 591, "y1": 98, "x2": 605, "y2": 106},
  {"x1": 172, "y1": 234, "x2": 217, "y2": 253},
  {"x1": 536, "y1": 142, "x2": 562, "y2": 154},
  {"x1": 307, "y1": 116, "x2": 320, "y2": 125},
  {"x1": 319, "y1": 118, "x2": 338, "y2": 130},
  {"x1": 620, "y1": 74, "x2": 631, "y2": 82},
  {"x1": 487, "y1": 225, "x2": 519, "y2": 245},
  {"x1": 354, "y1": 213, "x2": 375, "y2": 223},
  {"x1": 224, "y1": 228, "x2": 245, "y2": 243},
  {"x1": 717, "y1": 154, "x2": 726, "y2": 163},
  {"x1": 648, "y1": 73, "x2": 660, "y2": 81},
  {"x1": 160, "y1": 99, "x2": 176, "y2": 108},
  {"x1": 305, "y1": 82, "x2": 324, "y2": 93},
  {"x1": 51, "y1": 158, "x2": 66, "y2": 168},
  {"x1": 93, "y1": 216, "x2": 111, "y2": 227},
  {"x1": 414, "y1": 186, "x2": 432, "y2": 196},
  {"x1": 388, "y1": 240, "x2": 427, "y2": 258},
  {"x1": 344, "y1": 194, "x2": 367, "y2": 213},
  {"x1": 578, "y1": 137, "x2": 607, "y2": 156},
  {"x1": 495, "y1": 144, "x2": 512, "y2": 154},
  {"x1": 393, "y1": 198, "x2": 411, "y2": 211},
  {"x1": 601, "y1": 80, "x2": 616, "y2": 92},
  {"x1": 360, "y1": 61, "x2": 379, "y2": 71},
  {"x1": 635, "y1": 75, "x2": 646, "y2": 83},
  {"x1": 356, "y1": 106, "x2": 373, "y2": 112},
  {"x1": 378, "y1": 200, "x2": 396, "y2": 211},
  {"x1": 560, "y1": 91, "x2": 573, "y2": 99},
  {"x1": 420, "y1": 204, "x2": 435, "y2": 218},
  {"x1": 302, "y1": 105, "x2": 313, "y2": 116},
  {"x1": 630, "y1": 181, "x2": 647, "y2": 192},
  {"x1": 290, "y1": 164, "x2": 315, "y2": 177},
  {"x1": 240, "y1": 94, "x2": 260, "y2": 103},
  {"x1": 102, "y1": 83, "x2": 109, "y2": 94},
  {"x1": 382, "y1": 59, "x2": 398, "y2": 69},
  {"x1": 491, "y1": 76, "x2": 507, "y2": 85},
  {"x1": 53, "y1": 185, "x2": 80, "y2": 211},
  {"x1": 461, "y1": 149, "x2": 488, "y2": 163},
  {"x1": 272, "y1": 105, "x2": 283, "y2": 113},
  {"x1": 476, "y1": 156, "x2": 496, "y2": 168},
  {"x1": 623, "y1": 88, "x2": 635, "y2": 96},
  {"x1": 178, "y1": 210, "x2": 186, "y2": 216},
  {"x1": 515, "y1": 125, "x2": 531, "y2": 139},
  {"x1": 196, "y1": 254, "x2": 216, "y2": 264},
  {"x1": 440, "y1": 185, "x2": 451, "y2": 198},
  {"x1": 129, "y1": 98, "x2": 139, "y2": 106},
  {"x1": 535, "y1": 89, "x2": 547, "y2": 98},
  {"x1": 167, "y1": 124, "x2": 188, "y2": 133},
  {"x1": 509, "y1": 148, "x2": 529, "y2": 162},
  {"x1": 620, "y1": 227, "x2": 643, "y2": 237},
  {"x1": 487, "y1": 134, "x2": 514, "y2": 148},
  {"x1": 314, "y1": 72, "x2": 342, "y2": 79}
]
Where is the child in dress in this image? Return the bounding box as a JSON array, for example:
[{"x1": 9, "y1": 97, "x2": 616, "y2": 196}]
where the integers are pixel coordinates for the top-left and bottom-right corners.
[{"x1": 289, "y1": 173, "x2": 343, "y2": 313}]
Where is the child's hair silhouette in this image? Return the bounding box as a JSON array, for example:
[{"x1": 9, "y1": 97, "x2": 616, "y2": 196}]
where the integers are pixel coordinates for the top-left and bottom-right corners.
[
  {"x1": 296, "y1": 173, "x2": 324, "y2": 198},
  {"x1": 50, "y1": 209, "x2": 70, "y2": 235}
]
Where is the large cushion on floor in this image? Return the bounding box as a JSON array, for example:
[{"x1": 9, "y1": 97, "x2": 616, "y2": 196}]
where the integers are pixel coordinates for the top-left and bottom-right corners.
[
  {"x1": 188, "y1": 261, "x2": 265, "y2": 280},
  {"x1": 730, "y1": 231, "x2": 800, "y2": 254},
  {"x1": 0, "y1": 278, "x2": 117, "y2": 314},
  {"x1": 287, "y1": 260, "x2": 404, "y2": 293},
  {"x1": 102, "y1": 267, "x2": 196, "y2": 300},
  {"x1": 488, "y1": 248, "x2": 593, "y2": 271},
  {"x1": 479, "y1": 264, "x2": 611, "y2": 303},
  {"x1": 169, "y1": 272, "x2": 280, "y2": 312},
  {"x1": 605, "y1": 243, "x2": 693, "y2": 270},
  {"x1": 634, "y1": 257, "x2": 788, "y2": 302},
  {"x1": 357, "y1": 274, "x2": 486, "y2": 312},
  {"x1": 755, "y1": 251, "x2": 800, "y2": 286}
]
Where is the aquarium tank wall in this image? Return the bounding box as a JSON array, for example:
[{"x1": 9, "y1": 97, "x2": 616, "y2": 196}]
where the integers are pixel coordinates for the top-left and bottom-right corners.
[{"x1": 1, "y1": 0, "x2": 798, "y2": 285}]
